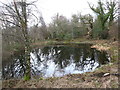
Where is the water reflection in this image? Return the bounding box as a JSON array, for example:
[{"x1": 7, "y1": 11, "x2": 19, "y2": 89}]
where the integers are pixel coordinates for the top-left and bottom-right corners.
[{"x1": 2, "y1": 44, "x2": 110, "y2": 79}]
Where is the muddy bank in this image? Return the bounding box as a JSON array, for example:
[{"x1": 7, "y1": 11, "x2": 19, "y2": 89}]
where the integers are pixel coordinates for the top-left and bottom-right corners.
[{"x1": 3, "y1": 63, "x2": 119, "y2": 88}]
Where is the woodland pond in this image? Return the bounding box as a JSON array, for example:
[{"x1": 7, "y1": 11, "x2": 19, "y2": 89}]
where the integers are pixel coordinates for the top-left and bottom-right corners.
[{"x1": 2, "y1": 43, "x2": 110, "y2": 79}]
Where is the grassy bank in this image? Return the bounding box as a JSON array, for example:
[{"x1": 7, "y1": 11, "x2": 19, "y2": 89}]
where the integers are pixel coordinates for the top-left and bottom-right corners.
[{"x1": 2, "y1": 38, "x2": 119, "y2": 88}]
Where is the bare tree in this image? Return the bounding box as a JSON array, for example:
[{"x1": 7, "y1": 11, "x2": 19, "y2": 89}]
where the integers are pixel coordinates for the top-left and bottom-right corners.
[
  {"x1": 0, "y1": 0, "x2": 39, "y2": 80},
  {"x1": 39, "y1": 14, "x2": 49, "y2": 39},
  {"x1": 79, "y1": 14, "x2": 93, "y2": 39},
  {"x1": 13, "y1": 0, "x2": 31, "y2": 80}
]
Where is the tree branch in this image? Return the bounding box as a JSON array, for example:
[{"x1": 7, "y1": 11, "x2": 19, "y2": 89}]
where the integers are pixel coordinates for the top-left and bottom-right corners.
[{"x1": 0, "y1": 18, "x2": 21, "y2": 27}]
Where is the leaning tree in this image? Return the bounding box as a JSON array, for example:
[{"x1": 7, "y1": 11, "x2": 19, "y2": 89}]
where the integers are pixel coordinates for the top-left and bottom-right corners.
[{"x1": 88, "y1": 0, "x2": 117, "y2": 39}]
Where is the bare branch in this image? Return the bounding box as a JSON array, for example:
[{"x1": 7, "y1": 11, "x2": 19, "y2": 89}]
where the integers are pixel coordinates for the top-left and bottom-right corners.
[
  {"x1": 26, "y1": 0, "x2": 38, "y2": 6},
  {"x1": 0, "y1": 18, "x2": 21, "y2": 27},
  {"x1": 0, "y1": 1, "x2": 16, "y2": 13}
]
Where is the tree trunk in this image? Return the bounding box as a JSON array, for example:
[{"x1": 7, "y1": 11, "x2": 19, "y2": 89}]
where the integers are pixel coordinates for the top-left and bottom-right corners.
[
  {"x1": 24, "y1": 39, "x2": 31, "y2": 80},
  {"x1": 13, "y1": 0, "x2": 31, "y2": 80},
  {"x1": 22, "y1": 1, "x2": 31, "y2": 80}
]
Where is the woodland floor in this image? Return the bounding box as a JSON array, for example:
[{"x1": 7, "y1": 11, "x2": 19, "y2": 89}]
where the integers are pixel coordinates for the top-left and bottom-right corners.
[{"x1": 2, "y1": 39, "x2": 119, "y2": 88}]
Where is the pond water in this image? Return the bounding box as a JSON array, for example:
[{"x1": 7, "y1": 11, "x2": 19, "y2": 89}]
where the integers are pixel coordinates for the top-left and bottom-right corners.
[{"x1": 2, "y1": 44, "x2": 110, "y2": 79}]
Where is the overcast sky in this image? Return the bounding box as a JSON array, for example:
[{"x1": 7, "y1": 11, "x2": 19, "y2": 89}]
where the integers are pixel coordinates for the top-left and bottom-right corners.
[
  {"x1": 1, "y1": 0, "x2": 99, "y2": 24},
  {"x1": 36, "y1": 0, "x2": 99, "y2": 23}
]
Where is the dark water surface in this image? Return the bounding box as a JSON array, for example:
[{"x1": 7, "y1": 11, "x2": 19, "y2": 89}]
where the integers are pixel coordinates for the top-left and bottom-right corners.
[{"x1": 2, "y1": 44, "x2": 110, "y2": 79}]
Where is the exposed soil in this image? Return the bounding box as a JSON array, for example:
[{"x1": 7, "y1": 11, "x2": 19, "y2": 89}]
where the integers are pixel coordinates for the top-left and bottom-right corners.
[
  {"x1": 2, "y1": 68, "x2": 119, "y2": 88},
  {"x1": 2, "y1": 39, "x2": 119, "y2": 88}
]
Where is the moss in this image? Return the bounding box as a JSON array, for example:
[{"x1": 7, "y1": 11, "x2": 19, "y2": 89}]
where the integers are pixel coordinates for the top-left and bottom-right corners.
[
  {"x1": 39, "y1": 77, "x2": 44, "y2": 80},
  {"x1": 24, "y1": 75, "x2": 30, "y2": 81}
]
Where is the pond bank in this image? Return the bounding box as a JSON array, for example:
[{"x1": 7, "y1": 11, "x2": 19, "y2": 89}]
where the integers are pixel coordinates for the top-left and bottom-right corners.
[{"x1": 2, "y1": 39, "x2": 119, "y2": 88}]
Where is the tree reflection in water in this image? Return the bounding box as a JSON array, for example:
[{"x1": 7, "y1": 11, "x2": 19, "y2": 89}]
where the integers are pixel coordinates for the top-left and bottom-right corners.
[{"x1": 2, "y1": 44, "x2": 110, "y2": 79}]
